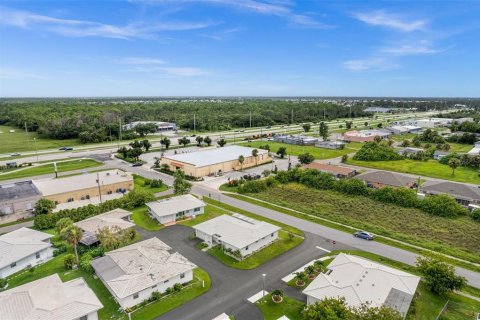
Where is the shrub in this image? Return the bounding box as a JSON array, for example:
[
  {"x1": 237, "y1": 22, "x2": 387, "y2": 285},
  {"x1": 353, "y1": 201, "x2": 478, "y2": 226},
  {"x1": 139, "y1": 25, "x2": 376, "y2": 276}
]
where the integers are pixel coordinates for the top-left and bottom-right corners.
[
  {"x1": 53, "y1": 244, "x2": 67, "y2": 256},
  {"x1": 238, "y1": 180, "x2": 268, "y2": 194},
  {"x1": 421, "y1": 194, "x2": 468, "y2": 217},
  {"x1": 298, "y1": 152, "x2": 315, "y2": 165},
  {"x1": 371, "y1": 187, "x2": 418, "y2": 208},
  {"x1": 472, "y1": 209, "x2": 480, "y2": 222},
  {"x1": 64, "y1": 254, "x2": 76, "y2": 270},
  {"x1": 416, "y1": 256, "x2": 466, "y2": 295},
  {"x1": 165, "y1": 287, "x2": 174, "y2": 295},
  {"x1": 79, "y1": 253, "x2": 94, "y2": 273},
  {"x1": 151, "y1": 291, "x2": 161, "y2": 301},
  {"x1": 143, "y1": 178, "x2": 151, "y2": 186},
  {"x1": 299, "y1": 169, "x2": 335, "y2": 190},
  {"x1": 173, "y1": 283, "x2": 183, "y2": 292},
  {"x1": 150, "y1": 179, "x2": 163, "y2": 188},
  {"x1": 353, "y1": 142, "x2": 404, "y2": 161},
  {"x1": 333, "y1": 179, "x2": 370, "y2": 196},
  {"x1": 34, "y1": 198, "x2": 56, "y2": 215},
  {"x1": 0, "y1": 278, "x2": 7, "y2": 290},
  {"x1": 89, "y1": 247, "x2": 105, "y2": 258}
]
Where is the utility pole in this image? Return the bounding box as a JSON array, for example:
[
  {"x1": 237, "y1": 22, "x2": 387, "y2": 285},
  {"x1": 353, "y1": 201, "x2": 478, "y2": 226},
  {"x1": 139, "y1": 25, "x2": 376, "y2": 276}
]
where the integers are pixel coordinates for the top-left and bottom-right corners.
[
  {"x1": 118, "y1": 118, "x2": 122, "y2": 142},
  {"x1": 291, "y1": 109, "x2": 294, "y2": 125},
  {"x1": 96, "y1": 172, "x2": 103, "y2": 204},
  {"x1": 249, "y1": 111, "x2": 252, "y2": 128},
  {"x1": 193, "y1": 113, "x2": 196, "y2": 132},
  {"x1": 24, "y1": 122, "x2": 31, "y2": 151},
  {"x1": 33, "y1": 138, "x2": 39, "y2": 163}
]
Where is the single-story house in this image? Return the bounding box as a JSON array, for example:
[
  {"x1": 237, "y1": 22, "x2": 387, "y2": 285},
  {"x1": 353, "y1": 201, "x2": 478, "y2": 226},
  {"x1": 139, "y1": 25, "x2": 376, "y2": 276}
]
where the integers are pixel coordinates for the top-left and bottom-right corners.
[
  {"x1": 91, "y1": 237, "x2": 196, "y2": 309},
  {"x1": 315, "y1": 140, "x2": 347, "y2": 150},
  {"x1": 403, "y1": 125, "x2": 423, "y2": 134},
  {"x1": 386, "y1": 125, "x2": 410, "y2": 135},
  {"x1": 467, "y1": 142, "x2": 480, "y2": 156},
  {"x1": 0, "y1": 180, "x2": 42, "y2": 223},
  {"x1": 355, "y1": 171, "x2": 417, "y2": 189},
  {"x1": 75, "y1": 208, "x2": 135, "y2": 246},
  {"x1": 303, "y1": 254, "x2": 420, "y2": 318},
  {"x1": 160, "y1": 145, "x2": 271, "y2": 178},
  {"x1": 0, "y1": 227, "x2": 54, "y2": 278},
  {"x1": 433, "y1": 150, "x2": 449, "y2": 160},
  {"x1": 343, "y1": 130, "x2": 391, "y2": 142},
  {"x1": 396, "y1": 147, "x2": 424, "y2": 156},
  {"x1": 420, "y1": 181, "x2": 480, "y2": 207},
  {"x1": 0, "y1": 274, "x2": 103, "y2": 320},
  {"x1": 193, "y1": 214, "x2": 280, "y2": 258},
  {"x1": 303, "y1": 162, "x2": 357, "y2": 179},
  {"x1": 147, "y1": 194, "x2": 206, "y2": 225}
]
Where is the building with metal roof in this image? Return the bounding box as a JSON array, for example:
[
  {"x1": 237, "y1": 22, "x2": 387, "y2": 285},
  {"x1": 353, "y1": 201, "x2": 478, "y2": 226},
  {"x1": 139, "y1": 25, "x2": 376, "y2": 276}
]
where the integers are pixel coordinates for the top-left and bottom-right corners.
[
  {"x1": 91, "y1": 237, "x2": 196, "y2": 309},
  {"x1": 193, "y1": 214, "x2": 280, "y2": 258},
  {"x1": 0, "y1": 274, "x2": 103, "y2": 320},
  {"x1": 0, "y1": 180, "x2": 41, "y2": 224},
  {"x1": 146, "y1": 194, "x2": 205, "y2": 225},
  {"x1": 0, "y1": 227, "x2": 54, "y2": 278},
  {"x1": 303, "y1": 254, "x2": 420, "y2": 318}
]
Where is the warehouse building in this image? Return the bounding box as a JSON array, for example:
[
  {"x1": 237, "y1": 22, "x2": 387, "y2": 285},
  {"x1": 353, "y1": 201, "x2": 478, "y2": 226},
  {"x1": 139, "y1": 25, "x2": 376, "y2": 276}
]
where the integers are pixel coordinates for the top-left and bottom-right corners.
[
  {"x1": 343, "y1": 130, "x2": 391, "y2": 142},
  {"x1": 0, "y1": 181, "x2": 42, "y2": 223},
  {"x1": 160, "y1": 146, "x2": 271, "y2": 178},
  {"x1": 32, "y1": 170, "x2": 133, "y2": 205}
]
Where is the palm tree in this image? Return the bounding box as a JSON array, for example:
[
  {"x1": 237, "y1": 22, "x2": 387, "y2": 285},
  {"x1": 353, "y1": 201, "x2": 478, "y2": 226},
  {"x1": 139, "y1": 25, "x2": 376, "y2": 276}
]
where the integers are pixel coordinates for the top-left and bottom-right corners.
[
  {"x1": 238, "y1": 155, "x2": 245, "y2": 171},
  {"x1": 96, "y1": 226, "x2": 121, "y2": 251},
  {"x1": 252, "y1": 148, "x2": 259, "y2": 166},
  {"x1": 305, "y1": 265, "x2": 316, "y2": 279},
  {"x1": 60, "y1": 225, "x2": 83, "y2": 266},
  {"x1": 294, "y1": 271, "x2": 306, "y2": 287},
  {"x1": 313, "y1": 260, "x2": 326, "y2": 273},
  {"x1": 448, "y1": 158, "x2": 460, "y2": 176}
]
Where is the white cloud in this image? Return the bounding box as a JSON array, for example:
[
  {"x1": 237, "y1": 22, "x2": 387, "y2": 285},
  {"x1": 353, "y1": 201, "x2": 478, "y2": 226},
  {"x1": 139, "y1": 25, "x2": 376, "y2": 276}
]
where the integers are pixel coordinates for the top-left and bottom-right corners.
[
  {"x1": 160, "y1": 67, "x2": 209, "y2": 76},
  {"x1": 117, "y1": 57, "x2": 166, "y2": 65},
  {"x1": 381, "y1": 40, "x2": 445, "y2": 55},
  {"x1": 0, "y1": 6, "x2": 214, "y2": 39},
  {"x1": 353, "y1": 10, "x2": 427, "y2": 32},
  {"x1": 117, "y1": 58, "x2": 210, "y2": 77},
  {"x1": 343, "y1": 57, "x2": 399, "y2": 72}
]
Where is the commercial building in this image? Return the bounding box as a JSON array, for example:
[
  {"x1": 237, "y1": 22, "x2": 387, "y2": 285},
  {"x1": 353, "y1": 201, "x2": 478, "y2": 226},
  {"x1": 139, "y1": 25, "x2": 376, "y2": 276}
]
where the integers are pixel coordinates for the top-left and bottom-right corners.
[
  {"x1": 160, "y1": 146, "x2": 271, "y2": 178},
  {"x1": 363, "y1": 107, "x2": 391, "y2": 113},
  {"x1": 0, "y1": 274, "x2": 103, "y2": 320},
  {"x1": 273, "y1": 134, "x2": 318, "y2": 145},
  {"x1": 193, "y1": 214, "x2": 280, "y2": 258},
  {"x1": 343, "y1": 130, "x2": 391, "y2": 142},
  {"x1": 303, "y1": 254, "x2": 420, "y2": 318},
  {"x1": 355, "y1": 171, "x2": 417, "y2": 189},
  {"x1": 32, "y1": 170, "x2": 133, "y2": 205},
  {"x1": 123, "y1": 121, "x2": 177, "y2": 132},
  {"x1": 0, "y1": 180, "x2": 42, "y2": 223},
  {"x1": 303, "y1": 162, "x2": 357, "y2": 179},
  {"x1": 420, "y1": 181, "x2": 480, "y2": 207},
  {"x1": 75, "y1": 208, "x2": 135, "y2": 246},
  {"x1": 315, "y1": 140, "x2": 347, "y2": 149},
  {"x1": 147, "y1": 194, "x2": 206, "y2": 225},
  {"x1": 0, "y1": 227, "x2": 54, "y2": 278},
  {"x1": 91, "y1": 237, "x2": 196, "y2": 309}
]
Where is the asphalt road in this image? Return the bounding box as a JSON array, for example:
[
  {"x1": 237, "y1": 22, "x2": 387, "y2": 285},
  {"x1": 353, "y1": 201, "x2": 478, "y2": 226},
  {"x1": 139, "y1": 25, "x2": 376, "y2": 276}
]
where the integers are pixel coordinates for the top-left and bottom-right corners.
[{"x1": 136, "y1": 225, "x2": 346, "y2": 320}]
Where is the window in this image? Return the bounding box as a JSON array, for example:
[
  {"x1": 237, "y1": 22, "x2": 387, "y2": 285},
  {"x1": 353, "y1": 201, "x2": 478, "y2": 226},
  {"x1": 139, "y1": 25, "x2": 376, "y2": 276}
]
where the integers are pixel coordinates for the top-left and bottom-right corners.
[
  {"x1": 194, "y1": 207, "x2": 201, "y2": 212},
  {"x1": 180, "y1": 273, "x2": 185, "y2": 279},
  {"x1": 79, "y1": 316, "x2": 87, "y2": 320},
  {"x1": 36, "y1": 252, "x2": 40, "y2": 259},
  {"x1": 271, "y1": 233, "x2": 274, "y2": 237},
  {"x1": 175, "y1": 211, "x2": 185, "y2": 219},
  {"x1": 10, "y1": 262, "x2": 16, "y2": 268},
  {"x1": 133, "y1": 293, "x2": 139, "y2": 299},
  {"x1": 245, "y1": 246, "x2": 249, "y2": 250}
]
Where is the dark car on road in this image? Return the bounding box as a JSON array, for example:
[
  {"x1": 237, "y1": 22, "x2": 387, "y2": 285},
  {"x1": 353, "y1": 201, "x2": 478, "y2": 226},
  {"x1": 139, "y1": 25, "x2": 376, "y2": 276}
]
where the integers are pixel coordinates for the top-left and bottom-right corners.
[
  {"x1": 63, "y1": 147, "x2": 73, "y2": 151},
  {"x1": 354, "y1": 231, "x2": 374, "y2": 240},
  {"x1": 132, "y1": 162, "x2": 143, "y2": 167}
]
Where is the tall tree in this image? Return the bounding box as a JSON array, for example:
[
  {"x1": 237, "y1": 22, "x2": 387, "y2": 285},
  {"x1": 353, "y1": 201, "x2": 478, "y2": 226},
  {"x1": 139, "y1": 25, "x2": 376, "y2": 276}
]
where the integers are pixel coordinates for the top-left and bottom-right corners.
[
  {"x1": 60, "y1": 225, "x2": 83, "y2": 266},
  {"x1": 252, "y1": 149, "x2": 259, "y2": 166},
  {"x1": 142, "y1": 139, "x2": 152, "y2": 152},
  {"x1": 302, "y1": 123, "x2": 311, "y2": 132},
  {"x1": 277, "y1": 147, "x2": 287, "y2": 159},
  {"x1": 204, "y1": 136, "x2": 212, "y2": 146},
  {"x1": 195, "y1": 136, "x2": 204, "y2": 146},
  {"x1": 160, "y1": 136, "x2": 171, "y2": 149},
  {"x1": 217, "y1": 138, "x2": 227, "y2": 147},
  {"x1": 173, "y1": 169, "x2": 192, "y2": 195},
  {"x1": 178, "y1": 136, "x2": 191, "y2": 147},
  {"x1": 448, "y1": 158, "x2": 460, "y2": 176},
  {"x1": 319, "y1": 122, "x2": 329, "y2": 141},
  {"x1": 34, "y1": 198, "x2": 56, "y2": 215},
  {"x1": 416, "y1": 256, "x2": 466, "y2": 295},
  {"x1": 238, "y1": 155, "x2": 245, "y2": 171}
]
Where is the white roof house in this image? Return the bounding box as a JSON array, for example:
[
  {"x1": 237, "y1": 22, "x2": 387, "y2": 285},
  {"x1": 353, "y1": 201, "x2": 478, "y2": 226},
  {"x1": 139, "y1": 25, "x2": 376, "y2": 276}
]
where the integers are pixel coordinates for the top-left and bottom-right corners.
[
  {"x1": 468, "y1": 142, "x2": 480, "y2": 156},
  {"x1": 91, "y1": 237, "x2": 196, "y2": 302},
  {"x1": 193, "y1": 214, "x2": 280, "y2": 251},
  {"x1": 75, "y1": 208, "x2": 135, "y2": 246},
  {"x1": 303, "y1": 254, "x2": 420, "y2": 317},
  {"x1": 32, "y1": 170, "x2": 132, "y2": 197},
  {"x1": 146, "y1": 194, "x2": 206, "y2": 219},
  {"x1": 163, "y1": 146, "x2": 268, "y2": 168},
  {"x1": 0, "y1": 274, "x2": 103, "y2": 320},
  {"x1": 0, "y1": 227, "x2": 53, "y2": 271}
]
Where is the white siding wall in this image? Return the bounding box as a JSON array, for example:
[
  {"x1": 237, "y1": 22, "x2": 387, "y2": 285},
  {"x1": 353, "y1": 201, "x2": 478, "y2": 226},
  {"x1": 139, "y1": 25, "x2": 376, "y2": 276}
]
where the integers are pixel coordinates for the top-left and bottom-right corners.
[
  {"x1": 115, "y1": 270, "x2": 194, "y2": 309},
  {"x1": 82, "y1": 311, "x2": 100, "y2": 320},
  {"x1": 239, "y1": 231, "x2": 278, "y2": 257},
  {"x1": 0, "y1": 246, "x2": 53, "y2": 278},
  {"x1": 150, "y1": 206, "x2": 205, "y2": 225},
  {"x1": 306, "y1": 295, "x2": 320, "y2": 306},
  {"x1": 195, "y1": 230, "x2": 212, "y2": 245}
]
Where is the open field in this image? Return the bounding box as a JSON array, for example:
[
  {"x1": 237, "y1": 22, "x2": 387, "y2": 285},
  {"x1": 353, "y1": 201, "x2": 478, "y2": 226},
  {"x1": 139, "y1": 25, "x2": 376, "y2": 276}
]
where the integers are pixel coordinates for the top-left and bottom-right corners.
[
  {"x1": 133, "y1": 174, "x2": 168, "y2": 194},
  {"x1": 0, "y1": 125, "x2": 80, "y2": 154},
  {"x1": 207, "y1": 230, "x2": 303, "y2": 269},
  {"x1": 0, "y1": 158, "x2": 102, "y2": 181},
  {"x1": 348, "y1": 158, "x2": 480, "y2": 184},
  {"x1": 241, "y1": 140, "x2": 363, "y2": 160},
  {"x1": 227, "y1": 184, "x2": 480, "y2": 264}
]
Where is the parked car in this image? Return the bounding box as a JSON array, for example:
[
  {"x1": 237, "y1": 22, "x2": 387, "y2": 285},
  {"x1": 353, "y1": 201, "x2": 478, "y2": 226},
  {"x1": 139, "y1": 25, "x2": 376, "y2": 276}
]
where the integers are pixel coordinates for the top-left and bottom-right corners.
[
  {"x1": 64, "y1": 147, "x2": 73, "y2": 151},
  {"x1": 59, "y1": 147, "x2": 67, "y2": 150},
  {"x1": 267, "y1": 138, "x2": 274, "y2": 141},
  {"x1": 354, "y1": 231, "x2": 374, "y2": 240},
  {"x1": 10, "y1": 153, "x2": 21, "y2": 156},
  {"x1": 132, "y1": 162, "x2": 143, "y2": 167}
]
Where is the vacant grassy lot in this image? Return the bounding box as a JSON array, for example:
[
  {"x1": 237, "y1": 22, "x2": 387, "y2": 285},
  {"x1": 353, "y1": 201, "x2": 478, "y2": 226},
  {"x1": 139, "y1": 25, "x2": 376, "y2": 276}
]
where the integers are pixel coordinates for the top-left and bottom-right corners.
[
  {"x1": 0, "y1": 125, "x2": 81, "y2": 154},
  {"x1": 0, "y1": 159, "x2": 103, "y2": 181},
  {"x1": 133, "y1": 174, "x2": 168, "y2": 194},
  {"x1": 207, "y1": 231, "x2": 303, "y2": 269},
  {"x1": 256, "y1": 293, "x2": 305, "y2": 320},
  {"x1": 238, "y1": 184, "x2": 480, "y2": 264},
  {"x1": 348, "y1": 158, "x2": 480, "y2": 184},
  {"x1": 241, "y1": 140, "x2": 362, "y2": 160}
]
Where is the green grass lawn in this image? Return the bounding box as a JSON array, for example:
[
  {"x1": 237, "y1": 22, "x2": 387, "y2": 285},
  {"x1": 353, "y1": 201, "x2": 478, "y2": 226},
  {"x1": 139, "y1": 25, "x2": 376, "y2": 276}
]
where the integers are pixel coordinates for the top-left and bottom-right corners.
[
  {"x1": 0, "y1": 158, "x2": 102, "y2": 181},
  {"x1": 0, "y1": 125, "x2": 81, "y2": 154},
  {"x1": 241, "y1": 140, "x2": 363, "y2": 160},
  {"x1": 177, "y1": 204, "x2": 228, "y2": 227},
  {"x1": 347, "y1": 158, "x2": 480, "y2": 184},
  {"x1": 449, "y1": 143, "x2": 474, "y2": 153},
  {"x1": 226, "y1": 184, "x2": 480, "y2": 266},
  {"x1": 130, "y1": 205, "x2": 163, "y2": 231},
  {"x1": 207, "y1": 230, "x2": 303, "y2": 269},
  {"x1": 133, "y1": 174, "x2": 168, "y2": 194},
  {"x1": 256, "y1": 293, "x2": 305, "y2": 320},
  {"x1": 131, "y1": 268, "x2": 210, "y2": 320}
]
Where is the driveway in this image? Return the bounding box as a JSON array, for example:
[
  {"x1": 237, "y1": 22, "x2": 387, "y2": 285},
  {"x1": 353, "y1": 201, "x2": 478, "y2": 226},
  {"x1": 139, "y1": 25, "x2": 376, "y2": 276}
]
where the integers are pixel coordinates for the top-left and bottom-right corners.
[{"x1": 135, "y1": 225, "x2": 348, "y2": 320}]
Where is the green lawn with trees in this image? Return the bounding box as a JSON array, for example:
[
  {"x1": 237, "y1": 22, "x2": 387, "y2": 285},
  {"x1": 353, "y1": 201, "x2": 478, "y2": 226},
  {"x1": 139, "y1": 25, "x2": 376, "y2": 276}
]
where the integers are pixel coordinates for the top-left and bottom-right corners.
[
  {"x1": 256, "y1": 293, "x2": 305, "y2": 320},
  {"x1": 0, "y1": 158, "x2": 102, "y2": 181},
  {"x1": 133, "y1": 174, "x2": 168, "y2": 194}
]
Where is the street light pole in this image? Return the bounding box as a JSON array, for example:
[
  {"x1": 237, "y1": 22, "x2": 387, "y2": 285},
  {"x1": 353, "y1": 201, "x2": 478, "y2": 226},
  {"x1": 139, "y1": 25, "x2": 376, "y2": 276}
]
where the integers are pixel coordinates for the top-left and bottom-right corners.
[{"x1": 262, "y1": 273, "x2": 266, "y2": 299}]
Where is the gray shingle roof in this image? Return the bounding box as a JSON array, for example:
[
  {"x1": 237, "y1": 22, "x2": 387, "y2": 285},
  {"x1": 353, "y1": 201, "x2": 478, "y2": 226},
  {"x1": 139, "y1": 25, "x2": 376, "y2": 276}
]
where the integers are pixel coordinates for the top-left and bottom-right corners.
[
  {"x1": 421, "y1": 181, "x2": 480, "y2": 202},
  {"x1": 355, "y1": 171, "x2": 416, "y2": 188}
]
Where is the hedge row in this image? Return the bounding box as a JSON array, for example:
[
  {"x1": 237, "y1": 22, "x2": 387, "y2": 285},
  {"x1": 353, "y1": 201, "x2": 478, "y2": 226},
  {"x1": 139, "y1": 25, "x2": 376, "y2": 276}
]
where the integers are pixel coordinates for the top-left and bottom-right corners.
[{"x1": 237, "y1": 168, "x2": 470, "y2": 218}]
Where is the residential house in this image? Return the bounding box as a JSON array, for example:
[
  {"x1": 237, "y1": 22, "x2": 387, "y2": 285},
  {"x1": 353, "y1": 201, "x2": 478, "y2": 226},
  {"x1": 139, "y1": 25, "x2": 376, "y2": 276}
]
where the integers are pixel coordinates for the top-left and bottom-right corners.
[
  {"x1": 396, "y1": 147, "x2": 424, "y2": 157},
  {"x1": 147, "y1": 194, "x2": 206, "y2": 225},
  {"x1": 0, "y1": 180, "x2": 42, "y2": 224},
  {"x1": 303, "y1": 162, "x2": 357, "y2": 179},
  {"x1": 75, "y1": 208, "x2": 135, "y2": 246},
  {"x1": 433, "y1": 150, "x2": 449, "y2": 160},
  {"x1": 0, "y1": 227, "x2": 54, "y2": 278},
  {"x1": 303, "y1": 254, "x2": 420, "y2": 318},
  {"x1": 355, "y1": 171, "x2": 417, "y2": 189},
  {"x1": 420, "y1": 181, "x2": 480, "y2": 207},
  {"x1": 193, "y1": 214, "x2": 280, "y2": 258},
  {"x1": 467, "y1": 142, "x2": 480, "y2": 156},
  {"x1": 0, "y1": 274, "x2": 103, "y2": 320},
  {"x1": 91, "y1": 237, "x2": 196, "y2": 309}
]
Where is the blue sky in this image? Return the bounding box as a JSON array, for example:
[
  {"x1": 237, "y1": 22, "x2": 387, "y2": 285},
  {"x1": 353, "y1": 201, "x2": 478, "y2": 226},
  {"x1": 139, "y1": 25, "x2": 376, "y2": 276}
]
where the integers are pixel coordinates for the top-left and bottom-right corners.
[{"x1": 0, "y1": 0, "x2": 479, "y2": 97}]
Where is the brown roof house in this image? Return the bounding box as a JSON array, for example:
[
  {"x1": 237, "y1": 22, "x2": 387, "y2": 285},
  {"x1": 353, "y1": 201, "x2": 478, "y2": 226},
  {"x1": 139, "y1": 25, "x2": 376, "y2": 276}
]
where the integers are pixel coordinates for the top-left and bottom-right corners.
[
  {"x1": 355, "y1": 171, "x2": 417, "y2": 189},
  {"x1": 303, "y1": 162, "x2": 357, "y2": 179}
]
